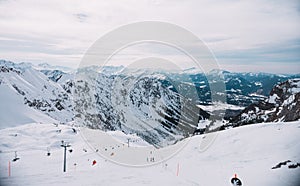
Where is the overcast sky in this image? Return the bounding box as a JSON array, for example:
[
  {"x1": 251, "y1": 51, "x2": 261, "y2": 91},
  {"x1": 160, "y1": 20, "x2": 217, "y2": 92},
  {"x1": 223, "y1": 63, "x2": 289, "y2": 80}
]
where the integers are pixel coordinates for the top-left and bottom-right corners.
[{"x1": 0, "y1": 0, "x2": 299, "y2": 73}]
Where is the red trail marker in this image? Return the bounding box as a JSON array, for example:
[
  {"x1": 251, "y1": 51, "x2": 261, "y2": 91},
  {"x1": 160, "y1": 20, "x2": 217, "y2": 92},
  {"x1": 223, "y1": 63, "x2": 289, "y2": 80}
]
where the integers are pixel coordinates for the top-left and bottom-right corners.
[
  {"x1": 8, "y1": 161, "x2": 11, "y2": 177},
  {"x1": 176, "y1": 163, "x2": 180, "y2": 176}
]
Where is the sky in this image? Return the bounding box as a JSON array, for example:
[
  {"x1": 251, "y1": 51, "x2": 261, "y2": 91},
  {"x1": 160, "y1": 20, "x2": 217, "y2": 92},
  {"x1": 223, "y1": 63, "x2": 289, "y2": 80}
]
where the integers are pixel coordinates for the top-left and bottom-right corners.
[{"x1": 0, "y1": 0, "x2": 299, "y2": 74}]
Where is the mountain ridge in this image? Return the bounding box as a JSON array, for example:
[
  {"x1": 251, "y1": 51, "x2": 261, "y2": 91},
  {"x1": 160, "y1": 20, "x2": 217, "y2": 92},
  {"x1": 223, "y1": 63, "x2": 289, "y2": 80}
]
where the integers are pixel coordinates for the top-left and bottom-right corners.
[
  {"x1": 231, "y1": 78, "x2": 300, "y2": 126},
  {"x1": 1, "y1": 59, "x2": 300, "y2": 146}
]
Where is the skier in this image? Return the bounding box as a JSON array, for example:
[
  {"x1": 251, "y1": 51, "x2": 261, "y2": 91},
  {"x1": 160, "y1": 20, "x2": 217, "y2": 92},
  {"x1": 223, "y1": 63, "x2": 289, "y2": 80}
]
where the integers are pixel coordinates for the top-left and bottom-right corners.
[
  {"x1": 231, "y1": 174, "x2": 242, "y2": 186},
  {"x1": 92, "y1": 160, "x2": 97, "y2": 166}
]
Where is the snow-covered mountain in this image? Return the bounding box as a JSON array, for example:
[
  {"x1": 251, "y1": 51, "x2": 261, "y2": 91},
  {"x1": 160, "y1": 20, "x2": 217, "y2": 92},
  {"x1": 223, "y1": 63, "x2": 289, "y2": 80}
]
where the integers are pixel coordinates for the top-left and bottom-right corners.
[
  {"x1": 1, "y1": 60, "x2": 300, "y2": 185},
  {"x1": 0, "y1": 60, "x2": 209, "y2": 147},
  {"x1": 74, "y1": 68, "x2": 209, "y2": 147},
  {"x1": 0, "y1": 85, "x2": 56, "y2": 129},
  {"x1": 35, "y1": 63, "x2": 74, "y2": 73},
  {"x1": 1, "y1": 59, "x2": 299, "y2": 146},
  {"x1": 231, "y1": 79, "x2": 300, "y2": 126},
  {"x1": 0, "y1": 60, "x2": 73, "y2": 127}
]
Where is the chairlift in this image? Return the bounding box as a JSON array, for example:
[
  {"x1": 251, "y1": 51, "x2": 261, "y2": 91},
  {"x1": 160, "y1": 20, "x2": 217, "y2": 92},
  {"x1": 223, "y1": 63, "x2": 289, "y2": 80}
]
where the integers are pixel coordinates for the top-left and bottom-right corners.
[
  {"x1": 47, "y1": 147, "x2": 51, "y2": 156},
  {"x1": 12, "y1": 151, "x2": 20, "y2": 162}
]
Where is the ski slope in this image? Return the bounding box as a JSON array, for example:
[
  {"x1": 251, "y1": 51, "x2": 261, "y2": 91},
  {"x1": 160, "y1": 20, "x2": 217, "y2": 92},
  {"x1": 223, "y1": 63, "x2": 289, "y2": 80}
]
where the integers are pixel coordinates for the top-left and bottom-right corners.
[{"x1": 0, "y1": 121, "x2": 299, "y2": 186}]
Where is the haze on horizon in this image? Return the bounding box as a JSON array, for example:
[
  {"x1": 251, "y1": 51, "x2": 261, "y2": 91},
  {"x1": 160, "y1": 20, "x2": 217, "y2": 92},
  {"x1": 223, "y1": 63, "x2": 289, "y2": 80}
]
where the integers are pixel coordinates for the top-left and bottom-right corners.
[{"x1": 0, "y1": 0, "x2": 299, "y2": 74}]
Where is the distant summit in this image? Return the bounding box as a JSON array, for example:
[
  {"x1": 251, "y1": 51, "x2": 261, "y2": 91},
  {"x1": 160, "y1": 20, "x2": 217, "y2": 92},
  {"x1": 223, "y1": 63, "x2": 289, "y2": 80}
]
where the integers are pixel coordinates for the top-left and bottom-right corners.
[
  {"x1": 36, "y1": 63, "x2": 74, "y2": 73},
  {"x1": 231, "y1": 79, "x2": 300, "y2": 126}
]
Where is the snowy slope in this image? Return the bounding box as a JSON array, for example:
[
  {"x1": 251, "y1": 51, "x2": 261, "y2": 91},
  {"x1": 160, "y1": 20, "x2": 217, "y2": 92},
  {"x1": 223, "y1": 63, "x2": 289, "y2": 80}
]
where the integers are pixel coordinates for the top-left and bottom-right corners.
[
  {"x1": 0, "y1": 85, "x2": 56, "y2": 129},
  {"x1": 0, "y1": 121, "x2": 299, "y2": 186},
  {"x1": 0, "y1": 60, "x2": 73, "y2": 125}
]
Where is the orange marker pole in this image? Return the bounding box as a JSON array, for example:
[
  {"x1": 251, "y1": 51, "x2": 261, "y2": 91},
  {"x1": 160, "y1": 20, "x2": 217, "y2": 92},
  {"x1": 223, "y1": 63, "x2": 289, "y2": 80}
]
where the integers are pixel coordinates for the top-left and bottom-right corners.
[
  {"x1": 176, "y1": 163, "x2": 179, "y2": 176},
  {"x1": 8, "y1": 161, "x2": 11, "y2": 177}
]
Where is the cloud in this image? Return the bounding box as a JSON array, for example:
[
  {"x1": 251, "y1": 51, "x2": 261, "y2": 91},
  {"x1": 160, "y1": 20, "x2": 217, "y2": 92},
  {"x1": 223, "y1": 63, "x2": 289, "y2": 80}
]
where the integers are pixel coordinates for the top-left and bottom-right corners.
[{"x1": 0, "y1": 0, "x2": 299, "y2": 73}]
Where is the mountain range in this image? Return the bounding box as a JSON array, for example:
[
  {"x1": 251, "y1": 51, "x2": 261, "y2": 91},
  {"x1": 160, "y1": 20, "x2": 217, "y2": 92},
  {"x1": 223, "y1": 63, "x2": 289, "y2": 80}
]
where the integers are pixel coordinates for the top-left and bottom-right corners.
[{"x1": 0, "y1": 59, "x2": 299, "y2": 146}]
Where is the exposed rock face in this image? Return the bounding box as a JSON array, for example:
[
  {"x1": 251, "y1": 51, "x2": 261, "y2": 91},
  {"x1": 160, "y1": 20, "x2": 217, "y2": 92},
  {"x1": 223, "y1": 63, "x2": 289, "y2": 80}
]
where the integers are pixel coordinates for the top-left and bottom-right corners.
[
  {"x1": 0, "y1": 60, "x2": 73, "y2": 123},
  {"x1": 1, "y1": 59, "x2": 299, "y2": 146},
  {"x1": 74, "y1": 70, "x2": 209, "y2": 147},
  {"x1": 231, "y1": 79, "x2": 300, "y2": 126}
]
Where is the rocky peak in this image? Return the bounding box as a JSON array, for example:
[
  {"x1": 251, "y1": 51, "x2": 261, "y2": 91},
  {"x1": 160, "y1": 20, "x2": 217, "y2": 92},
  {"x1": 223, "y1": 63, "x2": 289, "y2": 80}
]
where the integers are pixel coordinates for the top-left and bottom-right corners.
[
  {"x1": 268, "y1": 78, "x2": 300, "y2": 105},
  {"x1": 231, "y1": 78, "x2": 300, "y2": 126}
]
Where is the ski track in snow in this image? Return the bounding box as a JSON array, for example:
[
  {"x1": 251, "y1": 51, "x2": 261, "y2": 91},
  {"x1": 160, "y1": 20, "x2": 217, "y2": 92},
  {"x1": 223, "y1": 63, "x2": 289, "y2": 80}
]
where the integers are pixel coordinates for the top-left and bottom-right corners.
[{"x1": 0, "y1": 121, "x2": 299, "y2": 186}]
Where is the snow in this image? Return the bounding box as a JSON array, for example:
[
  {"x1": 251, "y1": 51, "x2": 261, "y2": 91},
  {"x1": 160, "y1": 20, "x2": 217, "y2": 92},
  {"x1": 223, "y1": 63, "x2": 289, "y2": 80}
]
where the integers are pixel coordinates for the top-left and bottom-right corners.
[
  {"x1": 291, "y1": 87, "x2": 300, "y2": 94},
  {"x1": 283, "y1": 94, "x2": 295, "y2": 106},
  {"x1": 197, "y1": 119, "x2": 211, "y2": 128},
  {"x1": 235, "y1": 78, "x2": 241, "y2": 83},
  {"x1": 265, "y1": 107, "x2": 277, "y2": 115},
  {"x1": 0, "y1": 62, "x2": 73, "y2": 122},
  {"x1": 1, "y1": 60, "x2": 299, "y2": 185},
  {"x1": 289, "y1": 79, "x2": 300, "y2": 94},
  {"x1": 197, "y1": 102, "x2": 244, "y2": 113},
  {"x1": 254, "y1": 82, "x2": 262, "y2": 86},
  {"x1": 268, "y1": 94, "x2": 279, "y2": 104},
  {"x1": 34, "y1": 63, "x2": 75, "y2": 73},
  {"x1": 106, "y1": 130, "x2": 152, "y2": 147},
  {"x1": 249, "y1": 93, "x2": 266, "y2": 98},
  {"x1": 1, "y1": 121, "x2": 299, "y2": 186},
  {"x1": 0, "y1": 85, "x2": 56, "y2": 129}
]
